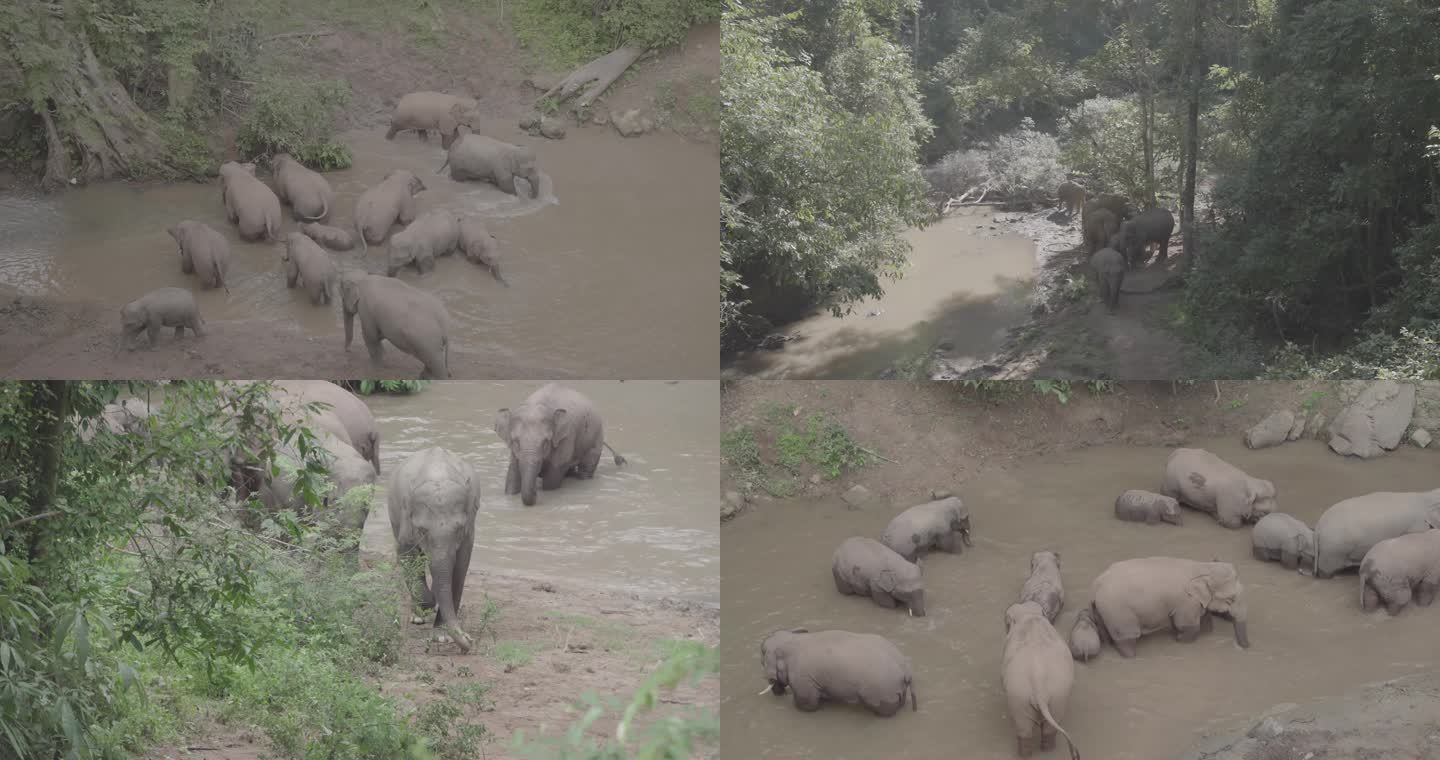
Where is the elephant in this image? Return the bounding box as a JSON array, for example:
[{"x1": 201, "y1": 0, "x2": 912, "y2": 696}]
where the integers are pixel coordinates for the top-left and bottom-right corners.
[
  {"x1": 282, "y1": 232, "x2": 339, "y2": 305},
  {"x1": 388, "y1": 447, "x2": 481, "y2": 653},
  {"x1": 271, "y1": 153, "x2": 335, "y2": 222},
  {"x1": 494, "y1": 383, "x2": 626, "y2": 507},
  {"x1": 1311, "y1": 489, "x2": 1440, "y2": 578},
  {"x1": 353, "y1": 170, "x2": 426, "y2": 252},
  {"x1": 387, "y1": 210, "x2": 461, "y2": 277},
  {"x1": 340, "y1": 271, "x2": 452, "y2": 379},
  {"x1": 78, "y1": 398, "x2": 152, "y2": 442},
  {"x1": 1090, "y1": 557, "x2": 1250, "y2": 657},
  {"x1": 1115, "y1": 207, "x2": 1175, "y2": 269},
  {"x1": 121, "y1": 287, "x2": 204, "y2": 349},
  {"x1": 218, "y1": 161, "x2": 281, "y2": 242},
  {"x1": 272, "y1": 380, "x2": 381, "y2": 474},
  {"x1": 1002, "y1": 601, "x2": 1081, "y2": 760},
  {"x1": 1019, "y1": 551, "x2": 1064, "y2": 622},
  {"x1": 458, "y1": 218, "x2": 507, "y2": 285},
  {"x1": 300, "y1": 222, "x2": 355, "y2": 251},
  {"x1": 1114, "y1": 489, "x2": 1183, "y2": 526},
  {"x1": 235, "y1": 428, "x2": 376, "y2": 556},
  {"x1": 167, "y1": 220, "x2": 231, "y2": 293},
  {"x1": 1057, "y1": 181, "x2": 1086, "y2": 217},
  {"x1": 1359, "y1": 529, "x2": 1440, "y2": 615},
  {"x1": 438, "y1": 131, "x2": 541, "y2": 198},
  {"x1": 879, "y1": 496, "x2": 972, "y2": 563},
  {"x1": 1086, "y1": 193, "x2": 1134, "y2": 222},
  {"x1": 1251, "y1": 512, "x2": 1316, "y2": 572},
  {"x1": 1088, "y1": 246, "x2": 1124, "y2": 314},
  {"x1": 387, "y1": 92, "x2": 481, "y2": 149},
  {"x1": 1081, "y1": 206, "x2": 1117, "y2": 254},
  {"x1": 759, "y1": 629, "x2": 917, "y2": 717},
  {"x1": 1067, "y1": 608, "x2": 1101, "y2": 663},
  {"x1": 831, "y1": 537, "x2": 926, "y2": 616},
  {"x1": 1161, "y1": 448, "x2": 1277, "y2": 528}
]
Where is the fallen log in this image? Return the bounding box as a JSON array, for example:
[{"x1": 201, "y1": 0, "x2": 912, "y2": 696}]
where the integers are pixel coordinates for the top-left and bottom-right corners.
[{"x1": 541, "y1": 45, "x2": 646, "y2": 109}]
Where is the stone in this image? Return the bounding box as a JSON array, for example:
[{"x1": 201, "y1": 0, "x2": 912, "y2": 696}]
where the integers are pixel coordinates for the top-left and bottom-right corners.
[
  {"x1": 538, "y1": 117, "x2": 566, "y2": 139},
  {"x1": 612, "y1": 108, "x2": 655, "y2": 138},
  {"x1": 841, "y1": 484, "x2": 874, "y2": 510},
  {"x1": 721, "y1": 501, "x2": 739, "y2": 520},
  {"x1": 930, "y1": 489, "x2": 954, "y2": 501},
  {"x1": 809, "y1": 474, "x2": 821, "y2": 484},
  {"x1": 1328, "y1": 381, "x2": 1417, "y2": 459},
  {"x1": 1307, "y1": 412, "x2": 1327, "y2": 440},
  {"x1": 1412, "y1": 428, "x2": 1432, "y2": 449},
  {"x1": 1287, "y1": 413, "x2": 1306, "y2": 441},
  {"x1": 1247, "y1": 717, "x2": 1285, "y2": 740},
  {"x1": 724, "y1": 490, "x2": 746, "y2": 508},
  {"x1": 1244, "y1": 410, "x2": 1295, "y2": 450}
]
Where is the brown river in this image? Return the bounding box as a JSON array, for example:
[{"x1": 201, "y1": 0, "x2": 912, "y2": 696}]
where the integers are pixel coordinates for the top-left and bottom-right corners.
[
  {"x1": 356, "y1": 381, "x2": 719, "y2": 602},
  {"x1": 0, "y1": 121, "x2": 717, "y2": 377},
  {"x1": 720, "y1": 437, "x2": 1440, "y2": 759}
]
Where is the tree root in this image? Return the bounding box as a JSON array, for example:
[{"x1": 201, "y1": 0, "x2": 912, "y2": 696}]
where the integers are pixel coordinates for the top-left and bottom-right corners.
[{"x1": 541, "y1": 45, "x2": 646, "y2": 110}]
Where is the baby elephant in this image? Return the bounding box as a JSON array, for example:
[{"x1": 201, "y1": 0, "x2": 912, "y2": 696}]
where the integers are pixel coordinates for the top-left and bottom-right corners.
[
  {"x1": 458, "y1": 218, "x2": 507, "y2": 285},
  {"x1": 1089, "y1": 246, "x2": 1125, "y2": 314},
  {"x1": 1359, "y1": 529, "x2": 1440, "y2": 615},
  {"x1": 1251, "y1": 513, "x2": 1316, "y2": 572},
  {"x1": 1019, "y1": 551, "x2": 1064, "y2": 622},
  {"x1": 387, "y1": 210, "x2": 461, "y2": 277},
  {"x1": 1002, "y1": 602, "x2": 1081, "y2": 759},
  {"x1": 831, "y1": 537, "x2": 926, "y2": 616},
  {"x1": 167, "y1": 220, "x2": 230, "y2": 293},
  {"x1": 300, "y1": 222, "x2": 355, "y2": 251},
  {"x1": 1114, "y1": 490, "x2": 1183, "y2": 526},
  {"x1": 1067, "y1": 608, "x2": 1101, "y2": 663},
  {"x1": 121, "y1": 287, "x2": 204, "y2": 349},
  {"x1": 1162, "y1": 448, "x2": 1277, "y2": 528},
  {"x1": 880, "y1": 496, "x2": 973, "y2": 563},
  {"x1": 760, "y1": 629, "x2": 917, "y2": 717},
  {"x1": 282, "y1": 233, "x2": 339, "y2": 305}
]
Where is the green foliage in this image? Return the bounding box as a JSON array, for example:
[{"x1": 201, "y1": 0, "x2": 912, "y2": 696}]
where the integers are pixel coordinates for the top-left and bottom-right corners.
[
  {"x1": 1058, "y1": 96, "x2": 1178, "y2": 202},
  {"x1": 927, "y1": 119, "x2": 1065, "y2": 203},
  {"x1": 511, "y1": 0, "x2": 720, "y2": 69},
  {"x1": 339, "y1": 380, "x2": 430, "y2": 396},
  {"x1": 1263, "y1": 325, "x2": 1440, "y2": 381},
  {"x1": 775, "y1": 414, "x2": 871, "y2": 479},
  {"x1": 412, "y1": 698, "x2": 489, "y2": 760},
  {"x1": 236, "y1": 77, "x2": 352, "y2": 169}
]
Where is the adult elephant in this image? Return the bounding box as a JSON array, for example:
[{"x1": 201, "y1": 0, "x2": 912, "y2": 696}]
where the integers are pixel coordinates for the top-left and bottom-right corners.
[
  {"x1": 233, "y1": 428, "x2": 376, "y2": 556},
  {"x1": 353, "y1": 170, "x2": 426, "y2": 252},
  {"x1": 388, "y1": 447, "x2": 481, "y2": 653},
  {"x1": 1115, "y1": 207, "x2": 1176, "y2": 269},
  {"x1": 438, "y1": 131, "x2": 541, "y2": 198},
  {"x1": 1090, "y1": 557, "x2": 1250, "y2": 657},
  {"x1": 272, "y1": 380, "x2": 382, "y2": 474},
  {"x1": 1312, "y1": 489, "x2": 1440, "y2": 578},
  {"x1": 494, "y1": 384, "x2": 626, "y2": 506},
  {"x1": 1081, "y1": 206, "x2": 1118, "y2": 254},
  {"x1": 271, "y1": 153, "x2": 335, "y2": 222},
  {"x1": 387, "y1": 92, "x2": 482, "y2": 149},
  {"x1": 759, "y1": 629, "x2": 917, "y2": 716},
  {"x1": 831, "y1": 537, "x2": 926, "y2": 616},
  {"x1": 1162, "y1": 448, "x2": 1277, "y2": 528},
  {"x1": 218, "y1": 161, "x2": 281, "y2": 242},
  {"x1": 340, "y1": 272, "x2": 452, "y2": 379}
]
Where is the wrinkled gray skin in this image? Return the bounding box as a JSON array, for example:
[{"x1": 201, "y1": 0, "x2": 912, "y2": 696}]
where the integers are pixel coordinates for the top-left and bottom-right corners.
[
  {"x1": 1019, "y1": 551, "x2": 1064, "y2": 622},
  {"x1": 272, "y1": 380, "x2": 382, "y2": 474},
  {"x1": 1082, "y1": 206, "x2": 1118, "y2": 254},
  {"x1": 239, "y1": 427, "x2": 376, "y2": 561},
  {"x1": 282, "y1": 232, "x2": 339, "y2": 305},
  {"x1": 1091, "y1": 557, "x2": 1250, "y2": 657},
  {"x1": 760, "y1": 629, "x2": 917, "y2": 716},
  {"x1": 167, "y1": 220, "x2": 230, "y2": 293},
  {"x1": 353, "y1": 170, "x2": 426, "y2": 252},
  {"x1": 1312, "y1": 489, "x2": 1440, "y2": 578},
  {"x1": 1114, "y1": 489, "x2": 1183, "y2": 526},
  {"x1": 386, "y1": 92, "x2": 481, "y2": 149},
  {"x1": 218, "y1": 161, "x2": 281, "y2": 242},
  {"x1": 1251, "y1": 512, "x2": 1316, "y2": 573},
  {"x1": 387, "y1": 210, "x2": 461, "y2": 276},
  {"x1": 1359, "y1": 529, "x2": 1440, "y2": 615},
  {"x1": 271, "y1": 153, "x2": 335, "y2": 222},
  {"x1": 389, "y1": 447, "x2": 481, "y2": 652},
  {"x1": 439, "y1": 131, "x2": 541, "y2": 198},
  {"x1": 494, "y1": 383, "x2": 626, "y2": 507},
  {"x1": 1057, "y1": 181, "x2": 1086, "y2": 217},
  {"x1": 458, "y1": 218, "x2": 507, "y2": 285},
  {"x1": 831, "y1": 537, "x2": 926, "y2": 616},
  {"x1": 300, "y1": 222, "x2": 355, "y2": 250},
  {"x1": 1068, "y1": 608, "x2": 1101, "y2": 663},
  {"x1": 121, "y1": 287, "x2": 204, "y2": 349},
  {"x1": 1089, "y1": 246, "x2": 1125, "y2": 314},
  {"x1": 1116, "y1": 207, "x2": 1176, "y2": 269},
  {"x1": 1162, "y1": 448, "x2": 1277, "y2": 529},
  {"x1": 340, "y1": 272, "x2": 451, "y2": 379},
  {"x1": 879, "y1": 496, "x2": 973, "y2": 562},
  {"x1": 1002, "y1": 602, "x2": 1081, "y2": 760}
]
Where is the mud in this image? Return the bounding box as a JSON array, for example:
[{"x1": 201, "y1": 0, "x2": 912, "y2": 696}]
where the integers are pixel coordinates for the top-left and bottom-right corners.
[{"x1": 719, "y1": 380, "x2": 1440, "y2": 760}]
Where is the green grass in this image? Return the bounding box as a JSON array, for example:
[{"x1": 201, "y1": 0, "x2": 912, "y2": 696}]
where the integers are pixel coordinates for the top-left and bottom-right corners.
[
  {"x1": 492, "y1": 640, "x2": 542, "y2": 668},
  {"x1": 723, "y1": 408, "x2": 871, "y2": 500}
]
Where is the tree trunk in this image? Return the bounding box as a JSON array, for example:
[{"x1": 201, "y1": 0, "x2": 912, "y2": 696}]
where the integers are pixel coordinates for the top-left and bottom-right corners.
[
  {"x1": 1128, "y1": 11, "x2": 1157, "y2": 207},
  {"x1": 541, "y1": 45, "x2": 647, "y2": 110},
  {"x1": 1180, "y1": 0, "x2": 1205, "y2": 263},
  {"x1": 26, "y1": 381, "x2": 71, "y2": 565}
]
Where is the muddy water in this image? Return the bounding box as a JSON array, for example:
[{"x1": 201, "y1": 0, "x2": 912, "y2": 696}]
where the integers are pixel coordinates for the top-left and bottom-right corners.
[
  {"x1": 731, "y1": 207, "x2": 1034, "y2": 379},
  {"x1": 0, "y1": 121, "x2": 717, "y2": 377},
  {"x1": 357, "y1": 381, "x2": 718, "y2": 602},
  {"x1": 720, "y1": 437, "x2": 1440, "y2": 759}
]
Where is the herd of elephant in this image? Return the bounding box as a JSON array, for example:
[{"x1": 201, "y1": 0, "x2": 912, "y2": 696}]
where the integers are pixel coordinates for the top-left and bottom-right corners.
[
  {"x1": 758, "y1": 446, "x2": 1440, "y2": 759},
  {"x1": 1056, "y1": 181, "x2": 1176, "y2": 315},
  {"x1": 119, "y1": 92, "x2": 547, "y2": 378}
]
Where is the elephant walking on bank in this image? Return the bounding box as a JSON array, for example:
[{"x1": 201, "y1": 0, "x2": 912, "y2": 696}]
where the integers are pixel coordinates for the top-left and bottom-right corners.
[
  {"x1": 1088, "y1": 246, "x2": 1124, "y2": 314},
  {"x1": 388, "y1": 447, "x2": 481, "y2": 653},
  {"x1": 1090, "y1": 557, "x2": 1250, "y2": 657},
  {"x1": 494, "y1": 384, "x2": 626, "y2": 506},
  {"x1": 121, "y1": 287, "x2": 204, "y2": 349},
  {"x1": 1116, "y1": 207, "x2": 1175, "y2": 269},
  {"x1": 439, "y1": 132, "x2": 542, "y2": 198},
  {"x1": 760, "y1": 629, "x2": 917, "y2": 716},
  {"x1": 1057, "y1": 181, "x2": 1086, "y2": 217},
  {"x1": 340, "y1": 272, "x2": 452, "y2": 379},
  {"x1": 1002, "y1": 601, "x2": 1081, "y2": 759}
]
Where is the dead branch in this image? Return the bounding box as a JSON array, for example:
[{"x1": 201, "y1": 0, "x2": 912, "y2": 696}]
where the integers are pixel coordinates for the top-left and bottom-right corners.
[
  {"x1": 261, "y1": 30, "x2": 336, "y2": 45},
  {"x1": 541, "y1": 45, "x2": 646, "y2": 109}
]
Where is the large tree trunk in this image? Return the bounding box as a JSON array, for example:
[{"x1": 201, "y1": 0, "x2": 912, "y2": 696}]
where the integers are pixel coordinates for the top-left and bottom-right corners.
[
  {"x1": 25, "y1": 381, "x2": 71, "y2": 565},
  {"x1": 542, "y1": 45, "x2": 646, "y2": 110},
  {"x1": 1179, "y1": 0, "x2": 1205, "y2": 264}
]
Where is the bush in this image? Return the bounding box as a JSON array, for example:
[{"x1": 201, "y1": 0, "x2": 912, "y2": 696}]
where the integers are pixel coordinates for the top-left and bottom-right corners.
[
  {"x1": 926, "y1": 121, "x2": 1065, "y2": 205},
  {"x1": 512, "y1": 0, "x2": 720, "y2": 69},
  {"x1": 236, "y1": 77, "x2": 352, "y2": 170},
  {"x1": 1059, "y1": 96, "x2": 1179, "y2": 201}
]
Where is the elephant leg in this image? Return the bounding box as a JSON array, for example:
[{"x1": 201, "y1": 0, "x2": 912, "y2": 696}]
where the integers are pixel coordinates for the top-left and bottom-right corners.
[
  {"x1": 574, "y1": 443, "x2": 602, "y2": 479},
  {"x1": 286, "y1": 267, "x2": 299, "y2": 289},
  {"x1": 1252, "y1": 546, "x2": 1268, "y2": 562},
  {"x1": 385, "y1": 124, "x2": 400, "y2": 140},
  {"x1": 417, "y1": 129, "x2": 430, "y2": 142},
  {"x1": 1415, "y1": 581, "x2": 1437, "y2": 607},
  {"x1": 497, "y1": 172, "x2": 518, "y2": 196},
  {"x1": 1040, "y1": 698, "x2": 1064, "y2": 751},
  {"x1": 398, "y1": 198, "x2": 417, "y2": 226},
  {"x1": 504, "y1": 456, "x2": 521, "y2": 495},
  {"x1": 540, "y1": 459, "x2": 566, "y2": 491},
  {"x1": 362, "y1": 320, "x2": 385, "y2": 365},
  {"x1": 832, "y1": 567, "x2": 852, "y2": 595},
  {"x1": 146, "y1": 319, "x2": 161, "y2": 347},
  {"x1": 1158, "y1": 236, "x2": 1170, "y2": 263},
  {"x1": 1279, "y1": 550, "x2": 1299, "y2": 570},
  {"x1": 938, "y1": 532, "x2": 958, "y2": 553},
  {"x1": 397, "y1": 541, "x2": 434, "y2": 621},
  {"x1": 1362, "y1": 581, "x2": 1382, "y2": 612},
  {"x1": 790, "y1": 681, "x2": 822, "y2": 712},
  {"x1": 450, "y1": 533, "x2": 473, "y2": 614},
  {"x1": 870, "y1": 588, "x2": 897, "y2": 608},
  {"x1": 1113, "y1": 637, "x2": 1138, "y2": 657},
  {"x1": 1199, "y1": 613, "x2": 1214, "y2": 634},
  {"x1": 1010, "y1": 699, "x2": 1037, "y2": 757},
  {"x1": 1385, "y1": 584, "x2": 1411, "y2": 616}
]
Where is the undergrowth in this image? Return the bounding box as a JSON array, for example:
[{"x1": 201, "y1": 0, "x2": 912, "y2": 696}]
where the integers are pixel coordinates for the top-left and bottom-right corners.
[
  {"x1": 510, "y1": 0, "x2": 719, "y2": 69},
  {"x1": 721, "y1": 404, "x2": 871, "y2": 498},
  {"x1": 235, "y1": 76, "x2": 353, "y2": 169}
]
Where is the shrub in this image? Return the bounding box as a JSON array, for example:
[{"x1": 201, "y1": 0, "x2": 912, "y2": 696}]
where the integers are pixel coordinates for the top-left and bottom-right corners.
[
  {"x1": 927, "y1": 121, "x2": 1065, "y2": 205},
  {"x1": 236, "y1": 77, "x2": 352, "y2": 170}
]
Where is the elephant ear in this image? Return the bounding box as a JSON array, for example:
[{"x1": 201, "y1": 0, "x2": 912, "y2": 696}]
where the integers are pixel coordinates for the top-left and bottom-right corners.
[
  {"x1": 494, "y1": 408, "x2": 511, "y2": 441},
  {"x1": 1183, "y1": 574, "x2": 1213, "y2": 608},
  {"x1": 549, "y1": 408, "x2": 567, "y2": 436},
  {"x1": 875, "y1": 569, "x2": 896, "y2": 594},
  {"x1": 438, "y1": 103, "x2": 466, "y2": 141}
]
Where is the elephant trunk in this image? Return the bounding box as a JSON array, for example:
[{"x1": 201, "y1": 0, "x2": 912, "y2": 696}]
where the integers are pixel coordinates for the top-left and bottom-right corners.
[
  {"x1": 342, "y1": 307, "x2": 356, "y2": 349},
  {"x1": 428, "y1": 546, "x2": 472, "y2": 654},
  {"x1": 1229, "y1": 601, "x2": 1250, "y2": 648},
  {"x1": 519, "y1": 451, "x2": 542, "y2": 506},
  {"x1": 908, "y1": 589, "x2": 926, "y2": 617}
]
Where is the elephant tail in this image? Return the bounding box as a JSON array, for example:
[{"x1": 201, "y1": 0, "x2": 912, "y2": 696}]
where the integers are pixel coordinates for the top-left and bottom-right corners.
[
  {"x1": 907, "y1": 678, "x2": 917, "y2": 711},
  {"x1": 1037, "y1": 698, "x2": 1080, "y2": 760},
  {"x1": 297, "y1": 195, "x2": 328, "y2": 222},
  {"x1": 214, "y1": 258, "x2": 230, "y2": 295},
  {"x1": 437, "y1": 156, "x2": 451, "y2": 176},
  {"x1": 265, "y1": 213, "x2": 277, "y2": 243},
  {"x1": 355, "y1": 216, "x2": 368, "y2": 253},
  {"x1": 603, "y1": 441, "x2": 626, "y2": 467}
]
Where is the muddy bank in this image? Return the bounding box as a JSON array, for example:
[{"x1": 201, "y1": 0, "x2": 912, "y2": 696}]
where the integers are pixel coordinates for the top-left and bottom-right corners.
[{"x1": 720, "y1": 380, "x2": 1439, "y2": 760}]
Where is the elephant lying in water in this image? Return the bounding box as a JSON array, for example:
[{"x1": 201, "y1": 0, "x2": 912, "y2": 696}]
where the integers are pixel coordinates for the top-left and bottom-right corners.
[
  {"x1": 1114, "y1": 489, "x2": 1182, "y2": 525},
  {"x1": 168, "y1": 220, "x2": 230, "y2": 293},
  {"x1": 389, "y1": 446, "x2": 481, "y2": 652},
  {"x1": 1312, "y1": 489, "x2": 1440, "y2": 578},
  {"x1": 494, "y1": 383, "x2": 626, "y2": 506},
  {"x1": 1002, "y1": 601, "x2": 1081, "y2": 760},
  {"x1": 831, "y1": 537, "x2": 926, "y2": 616},
  {"x1": 340, "y1": 272, "x2": 452, "y2": 379},
  {"x1": 121, "y1": 287, "x2": 204, "y2": 349},
  {"x1": 1090, "y1": 557, "x2": 1250, "y2": 657},
  {"x1": 880, "y1": 496, "x2": 972, "y2": 562},
  {"x1": 760, "y1": 629, "x2": 917, "y2": 716},
  {"x1": 439, "y1": 131, "x2": 541, "y2": 198},
  {"x1": 1162, "y1": 448, "x2": 1277, "y2": 528},
  {"x1": 1359, "y1": 529, "x2": 1440, "y2": 615}
]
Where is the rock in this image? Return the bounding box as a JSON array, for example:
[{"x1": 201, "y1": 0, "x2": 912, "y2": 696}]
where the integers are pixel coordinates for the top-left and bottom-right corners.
[
  {"x1": 519, "y1": 112, "x2": 541, "y2": 131},
  {"x1": 1244, "y1": 410, "x2": 1295, "y2": 449},
  {"x1": 1247, "y1": 717, "x2": 1285, "y2": 740},
  {"x1": 841, "y1": 484, "x2": 874, "y2": 510},
  {"x1": 721, "y1": 500, "x2": 739, "y2": 520},
  {"x1": 1412, "y1": 428, "x2": 1433, "y2": 448},
  {"x1": 1307, "y1": 412, "x2": 1327, "y2": 440},
  {"x1": 538, "y1": 117, "x2": 566, "y2": 139},
  {"x1": 612, "y1": 108, "x2": 655, "y2": 138},
  {"x1": 724, "y1": 490, "x2": 746, "y2": 508},
  {"x1": 809, "y1": 474, "x2": 821, "y2": 485},
  {"x1": 1328, "y1": 381, "x2": 1417, "y2": 459},
  {"x1": 589, "y1": 108, "x2": 612, "y2": 126},
  {"x1": 930, "y1": 489, "x2": 953, "y2": 501},
  {"x1": 1287, "y1": 413, "x2": 1306, "y2": 441}
]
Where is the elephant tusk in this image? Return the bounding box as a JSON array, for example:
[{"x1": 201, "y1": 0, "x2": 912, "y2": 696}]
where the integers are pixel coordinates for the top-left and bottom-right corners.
[
  {"x1": 759, "y1": 686, "x2": 772, "y2": 696},
  {"x1": 908, "y1": 608, "x2": 914, "y2": 616}
]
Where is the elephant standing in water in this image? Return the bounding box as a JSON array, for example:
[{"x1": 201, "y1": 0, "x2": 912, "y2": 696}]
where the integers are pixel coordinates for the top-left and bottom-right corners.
[
  {"x1": 1359, "y1": 529, "x2": 1440, "y2": 615},
  {"x1": 219, "y1": 161, "x2": 281, "y2": 242},
  {"x1": 388, "y1": 447, "x2": 481, "y2": 653},
  {"x1": 1090, "y1": 557, "x2": 1250, "y2": 657},
  {"x1": 759, "y1": 629, "x2": 917, "y2": 716},
  {"x1": 494, "y1": 384, "x2": 626, "y2": 506},
  {"x1": 1312, "y1": 489, "x2": 1440, "y2": 578},
  {"x1": 121, "y1": 287, "x2": 204, "y2": 349},
  {"x1": 340, "y1": 272, "x2": 452, "y2": 379},
  {"x1": 271, "y1": 153, "x2": 335, "y2": 222},
  {"x1": 879, "y1": 496, "x2": 972, "y2": 562},
  {"x1": 167, "y1": 220, "x2": 231, "y2": 292},
  {"x1": 831, "y1": 537, "x2": 926, "y2": 616},
  {"x1": 1002, "y1": 601, "x2": 1081, "y2": 760},
  {"x1": 353, "y1": 170, "x2": 426, "y2": 252},
  {"x1": 387, "y1": 92, "x2": 481, "y2": 148}
]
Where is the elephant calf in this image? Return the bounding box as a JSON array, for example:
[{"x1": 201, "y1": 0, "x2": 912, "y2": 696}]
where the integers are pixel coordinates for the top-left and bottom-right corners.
[
  {"x1": 439, "y1": 131, "x2": 541, "y2": 199},
  {"x1": 121, "y1": 287, "x2": 204, "y2": 349},
  {"x1": 1068, "y1": 608, "x2": 1101, "y2": 663},
  {"x1": 168, "y1": 220, "x2": 230, "y2": 293},
  {"x1": 1091, "y1": 557, "x2": 1250, "y2": 657},
  {"x1": 271, "y1": 153, "x2": 335, "y2": 222},
  {"x1": 494, "y1": 383, "x2": 626, "y2": 506},
  {"x1": 341, "y1": 272, "x2": 452, "y2": 379},
  {"x1": 760, "y1": 629, "x2": 917, "y2": 717},
  {"x1": 1312, "y1": 489, "x2": 1440, "y2": 578},
  {"x1": 1162, "y1": 448, "x2": 1277, "y2": 528},
  {"x1": 1019, "y1": 551, "x2": 1064, "y2": 622},
  {"x1": 387, "y1": 210, "x2": 461, "y2": 277},
  {"x1": 458, "y1": 218, "x2": 507, "y2": 285},
  {"x1": 389, "y1": 447, "x2": 481, "y2": 652},
  {"x1": 1057, "y1": 181, "x2": 1086, "y2": 217},
  {"x1": 1089, "y1": 246, "x2": 1124, "y2": 314},
  {"x1": 1114, "y1": 489, "x2": 1182, "y2": 526},
  {"x1": 1251, "y1": 512, "x2": 1315, "y2": 572},
  {"x1": 1002, "y1": 602, "x2": 1081, "y2": 760},
  {"x1": 880, "y1": 496, "x2": 972, "y2": 563},
  {"x1": 300, "y1": 222, "x2": 356, "y2": 251},
  {"x1": 831, "y1": 537, "x2": 925, "y2": 616},
  {"x1": 282, "y1": 233, "x2": 339, "y2": 305},
  {"x1": 1359, "y1": 529, "x2": 1440, "y2": 615}
]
